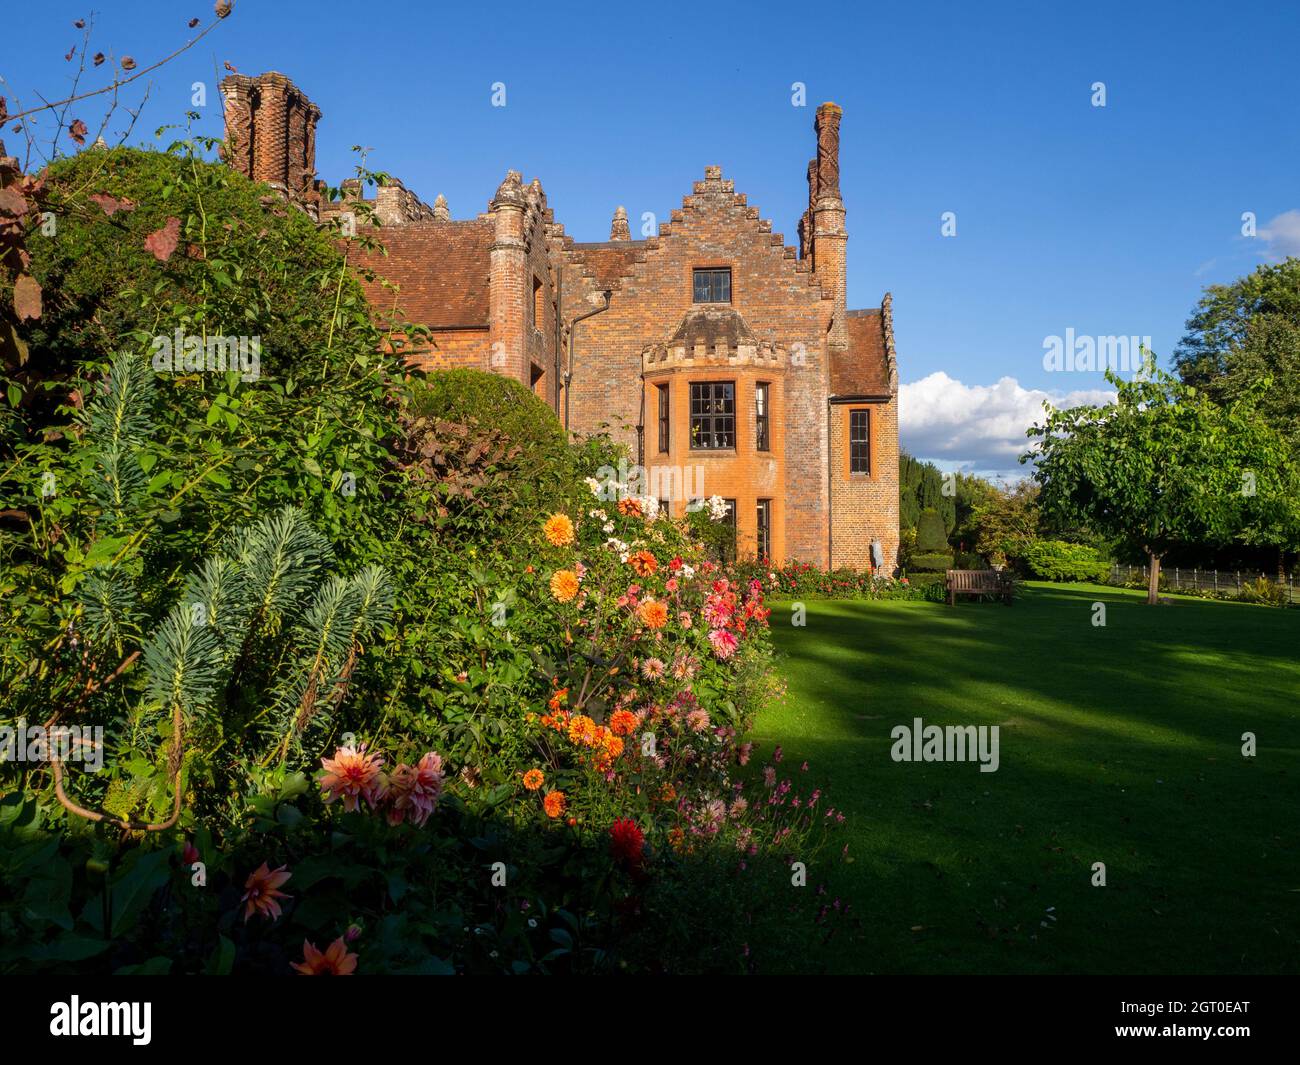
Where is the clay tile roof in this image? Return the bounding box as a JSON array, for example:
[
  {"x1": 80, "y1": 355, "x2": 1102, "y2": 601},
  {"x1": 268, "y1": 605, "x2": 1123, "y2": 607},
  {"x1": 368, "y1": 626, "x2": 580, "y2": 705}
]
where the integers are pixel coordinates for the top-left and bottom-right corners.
[
  {"x1": 353, "y1": 221, "x2": 492, "y2": 329},
  {"x1": 669, "y1": 305, "x2": 757, "y2": 348},
  {"x1": 831, "y1": 308, "x2": 892, "y2": 396},
  {"x1": 571, "y1": 240, "x2": 645, "y2": 290}
]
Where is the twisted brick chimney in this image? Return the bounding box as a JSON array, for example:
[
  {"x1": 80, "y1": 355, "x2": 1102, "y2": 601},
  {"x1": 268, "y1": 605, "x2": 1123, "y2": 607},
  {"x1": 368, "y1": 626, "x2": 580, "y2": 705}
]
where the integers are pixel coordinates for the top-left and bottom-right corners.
[
  {"x1": 220, "y1": 71, "x2": 321, "y2": 213},
  {"x1": 811, "y1": 102, "x2": 847, "y2": 352}
]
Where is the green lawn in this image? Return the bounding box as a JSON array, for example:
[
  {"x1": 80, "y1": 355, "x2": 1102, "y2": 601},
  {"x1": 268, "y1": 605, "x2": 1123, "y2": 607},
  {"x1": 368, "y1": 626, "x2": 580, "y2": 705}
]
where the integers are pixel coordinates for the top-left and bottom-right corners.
[{"x1": 760, "y1": 582, "x2": 1300, "y2": 974}]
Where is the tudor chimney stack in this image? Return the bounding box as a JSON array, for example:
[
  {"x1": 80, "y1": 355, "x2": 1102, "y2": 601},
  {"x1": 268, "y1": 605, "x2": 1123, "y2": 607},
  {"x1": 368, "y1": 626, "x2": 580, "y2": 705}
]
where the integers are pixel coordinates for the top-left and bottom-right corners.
[
  {"x1": 220, "y1": 72, "x2": 321, "y2": 213},
  {"x1": 810, "y1": 102, "x2": 847, "y2": 351}
]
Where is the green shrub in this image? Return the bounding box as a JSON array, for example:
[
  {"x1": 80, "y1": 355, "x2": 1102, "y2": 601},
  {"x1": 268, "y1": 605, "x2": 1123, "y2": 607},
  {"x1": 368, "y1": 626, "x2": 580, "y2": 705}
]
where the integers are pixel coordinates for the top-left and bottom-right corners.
[
  {"x1": 897, "y1": 525, "x2": 917, "y2": 567},
  {"x1": 407, "y1": 368, "x2": 567, "y2": 451},
  {"x1": 910, "y1": 508, "x2": 952, "y2": 573},
  {"x1": 402, "y1": 369, "x2": 619, "y2": 547},
  {"x1": 953, "y1": 550, "x2": 985, "y2": 569},
  {"x1": 916, "y1": 508, "x2": 949, "y2": 552},
  {"x1": 21, "y1": 146, "x2": 381, "y2": 390},
  {"x1": 909, "y1": 552, "x2": 956, "y2": 572},
  {"x1": 1022, "y1": 539, "x2": 1108, "y2": 582},
  {"x1": 1239, "y1": 576, "x2": 1289, "y2": 607}
]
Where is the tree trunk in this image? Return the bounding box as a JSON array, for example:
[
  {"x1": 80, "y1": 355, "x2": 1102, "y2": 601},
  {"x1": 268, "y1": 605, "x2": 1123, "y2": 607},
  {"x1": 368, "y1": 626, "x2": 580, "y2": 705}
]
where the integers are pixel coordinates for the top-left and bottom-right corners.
[
  {"x1": 1278, "y1": 545, "x2": 1286, "y2": 583},
  {"x1": 1147, "y1": 551, "x2": 1161, "y2": 605}
]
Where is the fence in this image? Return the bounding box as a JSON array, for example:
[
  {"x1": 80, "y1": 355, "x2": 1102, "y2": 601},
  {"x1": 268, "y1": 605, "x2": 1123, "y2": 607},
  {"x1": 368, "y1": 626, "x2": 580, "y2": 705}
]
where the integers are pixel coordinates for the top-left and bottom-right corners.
[{"x1": 1107, "y1": 564, "x2": 1298, "y2": 604}]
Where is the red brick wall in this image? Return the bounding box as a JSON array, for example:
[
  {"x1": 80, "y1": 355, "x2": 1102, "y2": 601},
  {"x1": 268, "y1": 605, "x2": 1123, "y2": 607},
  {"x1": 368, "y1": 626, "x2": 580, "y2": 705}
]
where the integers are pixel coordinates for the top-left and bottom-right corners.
[
  {"x1": 489, "y1": 176, "x2": 560, "y2": 410},
  {"x1": 406, "y1": 329, "x2": 490, "y2": 372},
  {"x1": 567, "y1": 168, "x2": 834, "y2": 565},
  {"x1": 829, "y1": 396, "x2": 899, "y2": 571}
]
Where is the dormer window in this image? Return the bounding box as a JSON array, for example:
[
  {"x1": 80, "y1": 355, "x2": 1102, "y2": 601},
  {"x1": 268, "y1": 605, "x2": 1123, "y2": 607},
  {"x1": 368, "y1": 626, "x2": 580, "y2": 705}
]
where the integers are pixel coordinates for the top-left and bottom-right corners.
[{"x1": 692, "y1": 268, "x2": 731, "y2": 303}]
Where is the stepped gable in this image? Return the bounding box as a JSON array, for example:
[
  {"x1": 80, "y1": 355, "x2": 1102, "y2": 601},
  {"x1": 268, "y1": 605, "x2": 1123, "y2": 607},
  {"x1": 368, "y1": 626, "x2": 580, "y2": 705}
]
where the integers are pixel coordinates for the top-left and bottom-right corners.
[{"x1": 600, "y1": 165, "x2": 830, "y2": 303}]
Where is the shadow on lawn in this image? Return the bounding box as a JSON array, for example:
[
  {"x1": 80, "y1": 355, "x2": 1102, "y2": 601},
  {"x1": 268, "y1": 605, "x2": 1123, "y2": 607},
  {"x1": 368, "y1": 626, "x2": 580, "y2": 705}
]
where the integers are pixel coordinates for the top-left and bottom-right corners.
[
  {"x1": 774, "y1": 583, "x2": 1300, "y2": 752},
  {"x1": 755, "y1": 584, "x2": 1300, "y2": 974}
]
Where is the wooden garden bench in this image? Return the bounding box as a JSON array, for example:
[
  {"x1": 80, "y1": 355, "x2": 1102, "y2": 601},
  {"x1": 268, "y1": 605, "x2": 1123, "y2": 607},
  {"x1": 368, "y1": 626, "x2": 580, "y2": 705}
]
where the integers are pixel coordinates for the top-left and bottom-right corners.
[{"x1": 946, "y1": 569, "x2": 1014, "y2": 606}]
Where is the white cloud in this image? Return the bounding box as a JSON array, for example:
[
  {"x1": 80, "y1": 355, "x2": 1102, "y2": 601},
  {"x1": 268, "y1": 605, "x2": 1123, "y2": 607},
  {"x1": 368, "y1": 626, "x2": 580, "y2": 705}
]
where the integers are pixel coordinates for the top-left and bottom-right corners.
[
  {"x1": 1259, "y1": 209, "x2": 1300, "y2": 257},
  {"x1": 899, "y1": 372, "x2": 1114, "y2": 479}
]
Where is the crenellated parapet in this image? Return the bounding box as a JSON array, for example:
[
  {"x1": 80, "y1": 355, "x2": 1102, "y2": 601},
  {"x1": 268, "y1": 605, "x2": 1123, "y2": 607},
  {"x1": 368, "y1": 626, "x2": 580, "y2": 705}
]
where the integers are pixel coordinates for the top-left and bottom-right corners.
[{"x1": 642, "y1": 307, "x2": 788, "y2": 373}]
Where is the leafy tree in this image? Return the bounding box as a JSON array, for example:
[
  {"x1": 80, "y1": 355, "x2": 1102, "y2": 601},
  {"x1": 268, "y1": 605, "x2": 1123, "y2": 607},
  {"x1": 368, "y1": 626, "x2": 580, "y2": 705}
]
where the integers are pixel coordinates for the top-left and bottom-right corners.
[
  {"x1": 899, "y1": 452, "x2": 955, "y2": 532},
  {"x1": 951, "y1": 472, "x2": 1000, "y2": 551},
  {"x1": 1174, "y1": 259, "x2": 1300, "y2": 577},
  {"x1": 1027, "y1": 366, "x2": 1299, "y2": 604},
  {"x1": 1174, "y1": 259, "x2": 1300, "y2": 455},
  {"x1": 971, "y1": 481, "x2": 1041, "y2": 567}
]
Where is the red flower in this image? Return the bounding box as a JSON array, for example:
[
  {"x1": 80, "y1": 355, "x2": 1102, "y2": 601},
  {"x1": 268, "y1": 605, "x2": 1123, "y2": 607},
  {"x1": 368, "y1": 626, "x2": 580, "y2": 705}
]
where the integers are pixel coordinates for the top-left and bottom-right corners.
[{"x1": 609, "y1": 818, "x2": 645, "y2": 870}]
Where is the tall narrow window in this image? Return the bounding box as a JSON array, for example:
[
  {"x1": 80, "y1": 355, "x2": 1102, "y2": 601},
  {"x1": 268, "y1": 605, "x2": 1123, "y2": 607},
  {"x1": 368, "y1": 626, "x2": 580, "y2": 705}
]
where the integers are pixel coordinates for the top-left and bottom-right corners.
[
  {"x1": 755, "y1": 382, "x2": 770, "y2": 452},
  {"x1": 690, "y1": 382, "x2": 735, "y2": 450},
  {"x1": 532, "y1": 275, "x2": 544, "y2": 330},
  {"x1": 849, "y1": 409, "x2": 871, "y2": 474},
  {"x1": 692, "y1": 268, "x2": 731, "y2": 303},
  {"x1": 756, "y1": 498, "x2": 772, "y2": 561},
  {"x1": 657, "y1": 383, "x2": 670, "y2": 454}
]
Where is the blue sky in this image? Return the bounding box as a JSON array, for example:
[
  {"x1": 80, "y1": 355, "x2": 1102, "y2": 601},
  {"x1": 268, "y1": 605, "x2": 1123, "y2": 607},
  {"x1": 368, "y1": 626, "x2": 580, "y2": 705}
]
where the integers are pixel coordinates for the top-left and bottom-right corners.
[{"x1": 6, "y1": 0, "x2": 1299, "y2": 478}]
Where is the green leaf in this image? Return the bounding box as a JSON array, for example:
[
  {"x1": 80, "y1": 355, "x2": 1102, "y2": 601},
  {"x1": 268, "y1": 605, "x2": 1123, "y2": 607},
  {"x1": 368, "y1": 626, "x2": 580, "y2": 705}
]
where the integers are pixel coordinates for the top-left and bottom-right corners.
[
  {"x1": 83, "y1": 536, "x2": 130, "y2": 568},
  {"x1": 205, "y1": 935, "x2": 236, "y2": 975}
]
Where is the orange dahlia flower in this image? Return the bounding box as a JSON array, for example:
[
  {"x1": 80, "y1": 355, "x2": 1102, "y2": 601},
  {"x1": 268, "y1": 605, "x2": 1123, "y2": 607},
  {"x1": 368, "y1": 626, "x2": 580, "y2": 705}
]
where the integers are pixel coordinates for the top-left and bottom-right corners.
[
  {"x1": 523, "y1": 768, "x2": 545, "y2": 791},
  {"x1": 629, "y1": 550, "x2": 658, "y2": 576},
  {"x1": 567, "y1": 714, "x2": 598, "y2": 747},
  {"x1": 617, "y1": 497, "x2": 643, "y2": 518},
  {"x1": 543, "y1": 513, "x2": 575, "y2": 547},
  {"x1": 320, "y1": 743, "x2": 386, "y2": 812},
  {"x1": 550, "y1": 569, "x2": 580, "y2": 602},
  {"x1": 543, "y1": 789, "x2": 567, "y2": 818},
  {"x1": 241, "y1": 862, "x2": 292, "y2": 923},
  {"x1": 638, "y1": 598, "x2": 668, "y2": 629},
  {"x1": 609, "y1": 709, "x2": 638, "y2": 736},
  {"x1": 291, "y1": 937, "x2": 358, "y2": 976}
]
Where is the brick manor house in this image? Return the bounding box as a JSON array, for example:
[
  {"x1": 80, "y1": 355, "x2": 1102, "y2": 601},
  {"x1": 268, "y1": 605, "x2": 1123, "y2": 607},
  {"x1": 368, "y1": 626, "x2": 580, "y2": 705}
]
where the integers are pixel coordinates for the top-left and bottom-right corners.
[{"x1": 220, "y1": 72, "x2": 899, "y2": 569}]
